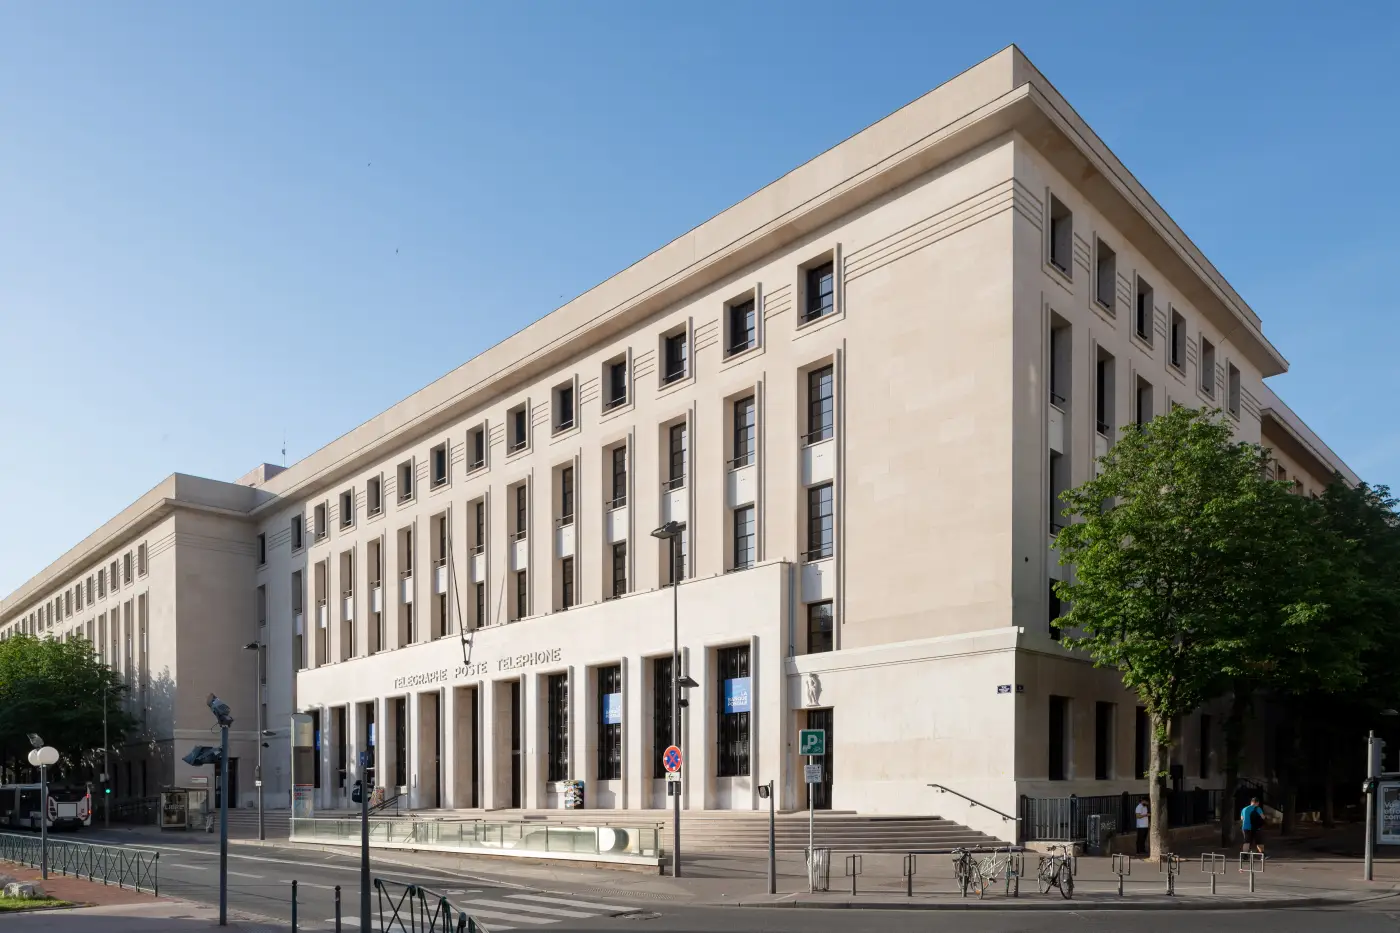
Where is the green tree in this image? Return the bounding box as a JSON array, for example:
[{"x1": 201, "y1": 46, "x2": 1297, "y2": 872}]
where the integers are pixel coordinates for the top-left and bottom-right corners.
[
  {"x1": 1053, "y1": 407, "x2": 1291, "y2": 857},
  {"x1": 0, "y1": 634, "x2": 137, "y2": 782}
]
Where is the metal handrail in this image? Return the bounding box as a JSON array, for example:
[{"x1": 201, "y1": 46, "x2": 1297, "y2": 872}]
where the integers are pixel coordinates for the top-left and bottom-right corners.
[
  {"x1": 0, "y1": 832, "x2": 160, "y2": 894},
  {"x1": 928, "y1": 784, "x2": 1021, "y2": 825},
  {"x1": 375, "y1": 878, "x2": 481, "y2": 933}
]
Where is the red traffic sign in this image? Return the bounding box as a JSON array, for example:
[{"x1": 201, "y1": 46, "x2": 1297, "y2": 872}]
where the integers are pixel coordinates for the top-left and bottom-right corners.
[{"x1": 662, "y1": 745, "x2": 683, "y2": 772}]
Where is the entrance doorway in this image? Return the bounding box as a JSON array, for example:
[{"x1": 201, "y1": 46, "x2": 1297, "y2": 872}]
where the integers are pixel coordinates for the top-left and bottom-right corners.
[
  {"x1": 510, "y1": 681, "x2": 522, "y2": 808},
  {"x1": 806, "y1": 708, "x2": 833, "y2": 810}
]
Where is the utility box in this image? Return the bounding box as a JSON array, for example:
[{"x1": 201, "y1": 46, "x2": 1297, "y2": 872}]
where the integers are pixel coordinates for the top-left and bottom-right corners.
[
  {"x1": 1086, "y1": 814, "x2": 1117, "y2": 855},
  {"x1": 160, "y1": 788, "x2": 210, "y2": 830}
]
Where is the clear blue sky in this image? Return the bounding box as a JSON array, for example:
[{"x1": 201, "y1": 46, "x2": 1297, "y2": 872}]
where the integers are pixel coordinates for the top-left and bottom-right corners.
[{"x1": 2, "y1": 3, "x2": 1396, "y2": 597}]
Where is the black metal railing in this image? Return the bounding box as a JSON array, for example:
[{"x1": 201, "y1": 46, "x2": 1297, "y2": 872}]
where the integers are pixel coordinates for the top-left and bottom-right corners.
[
  {"x1": 0, "y1": 832, "x2": 159, "y2": 894},
  {"x1": 376, "y1": 878, "x2": 483, "y2": 932},
  {"x1": 1020, "y1": 789, "x2": 1223, "y2": 841}
]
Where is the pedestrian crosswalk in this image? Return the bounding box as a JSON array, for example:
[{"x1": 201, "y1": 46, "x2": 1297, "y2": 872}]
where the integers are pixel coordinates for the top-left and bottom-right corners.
[{"x1": 444, "y1": 892, "x2": 635, "y2": 931}]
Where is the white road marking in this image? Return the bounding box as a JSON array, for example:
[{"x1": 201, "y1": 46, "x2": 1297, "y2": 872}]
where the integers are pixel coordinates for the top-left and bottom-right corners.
[
  {"x1": 164, "y1": 863, "x2": 210, "y2": 871},
  {"x1": 454, "y1": 907, "x2": 553, "y2": 926},
  {"x1": 225, "y1": 870, "x2": 263, "y2": 879},
  {"x1": 325, "y1": 918, "x2": 360, "y2": 927},
  {"x1": 508, "y1": 893, "x2": 632, "y2": 912},
  {"x1": 462, "y1": 898, "x2": 592, "y2": 918}
]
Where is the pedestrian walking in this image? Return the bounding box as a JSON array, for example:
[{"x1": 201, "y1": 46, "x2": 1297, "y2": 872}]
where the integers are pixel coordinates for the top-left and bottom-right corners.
[
  {"x1": 1135, "y1": 796, "x2": 1150, "y2": 855},
  {"x1": 1240, "y1": 796, "x2": 1266, "y2": 862}
]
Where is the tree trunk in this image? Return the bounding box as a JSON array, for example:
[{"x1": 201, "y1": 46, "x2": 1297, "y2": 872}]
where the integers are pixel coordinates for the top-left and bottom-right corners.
[
  {"x1": 1221, "y1": 687, "x2": 1249, "y2": 847},
  {"x1": 1149, "y1": 710, "x2": 1167, "y2": 860}
]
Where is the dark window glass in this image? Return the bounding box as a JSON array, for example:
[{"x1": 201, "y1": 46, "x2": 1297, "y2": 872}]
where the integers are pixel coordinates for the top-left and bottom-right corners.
[
  {"x1": 515, "y1": 486, "x2": 528, "y2": 538},
  {"x1": 514, "y1": 570, "x2": 528, "y2": 621},
  {"x1": 804, "y1": 262, "x2": 834, "y2": 321},
  {"x1": 608, "y1": 361, "x2": 628, "y2": 408},
  {"x1": 556, "y1": 386, "x2": 574, "y2": 429},
  {"x1": 1135, "y1": 278, "x2": 1153, "y2": 341},
  {"x1": 1095, "y1": 358, "x2": 1111, "y2": 434},
  {"x1": 807, "y1": 484, "x2": 834, "y2": 560},
  {"x1": 664, "y1": 526, "x2": 688, "y2": 584},
  {"x1": 807, "y1": 366, "x2": 834, "y2": 443},
  {"x1": 732, "y1": 396, "x2": 755, "y2": 468},
  {"x1": 473, "y1": 501, "x2": 485, "y2": 552},
  {"x1": 471, "y1": 428, "x2": 486, "y2": 468},
  {"x1": 368, "y1": 478, "x2": 382, "y2": 514},
  {"x1": 598, "y1": 665, "x2": 622, "y2": 780},
  {"x1": 653, "y1": 655, "x2": 674, "y2": 778},
  {"x1": 610, "y1": 445, "x2": 627, "y2": 507},
  {"x1": 560, "y1": 467, "x2": 574, "y2": 525},
  {"x1": 511, "y1": 408, "x2": 527, "y2": 451},
  {"x1": 717, "y1": 645, "x2": 751, "y2": 777},
  {"x1": 547, "y1": 673, "x2": 569, "y2": 782},
  {"x1": 432, "y1": 445, "x2": 447, "y2": 485},
  {"x1": 668, "y1": 423, "x2": 687, "y2": 489},
  {"x1": 728, "y1": 298, "x2": 756, "y2": 353},
  {"x1": 257, "y1": 534, "x2": 267, "y2": 565},
  {"x1": 1049, "y1": 695, "x2": 1068, "y2": 780},
  {"x1": 561, "y1": 557, "x2": 574, "y2": 609},
  {"x1": 473, "y1": 582, "x2": 485, "y2": 628},
  {"x1": 611, "y1": 542, "x2": 627, "y2": 599},
  {"x1": 807, "y1": 601, "x2": 833, "y2": 653},
  {"x1": 806, "y1": 707, "x2": 833, "y2": 810},
  {"x1": 663, "y1": 332, "x2": 688, "y2": 383},
  {"x1": 733, "y1": 506, "x2": 755, "y2": 570}
]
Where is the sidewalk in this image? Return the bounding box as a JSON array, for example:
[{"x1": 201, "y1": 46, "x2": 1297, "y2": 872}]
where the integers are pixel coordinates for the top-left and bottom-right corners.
[{"x1": 0, "y1": 900, "x2": 282, "y2": 932}]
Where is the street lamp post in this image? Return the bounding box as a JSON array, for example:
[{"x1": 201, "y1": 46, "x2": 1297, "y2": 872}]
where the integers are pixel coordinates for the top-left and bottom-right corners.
[
  {"x1": 102, "y1": 684, "x2": 110, "y2": 829},
  {"x1": 651, "y1": 520, "x2": 692, "y2": 878},
  {"x1": 243, "y1": 642, "x2": 266, "y2": 841},
  {"x1": 26, "y1": 736, "x2": 58, "y2": 880},
  {"x1": 206, "y1": 695, "x2": 235, "y2": 926}
]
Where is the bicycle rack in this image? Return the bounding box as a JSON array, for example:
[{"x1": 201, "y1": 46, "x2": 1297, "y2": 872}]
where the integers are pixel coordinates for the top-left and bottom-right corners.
[
  {"x1": 1110, "y1": 853, "x2": 1131, "y2": 896},
  {"x1": 1239, "y1": 851, "x2": 1265, "y2": 893},
  {"x1": 1162, "y1": 854, "x2": 1183, "y2": 896},
  {"x1": 844, "y1": 854, "x2": 862, "y2": 896},
  {"x1": 1006, "y1": 851, "x2": 1023, "y2": 897},
  {"x1": 902, "y1": 854, "x2": 916, "y2": 897},
  {"x1": 1201, "y1": 853, "x2": 1226, "y2": 894}
]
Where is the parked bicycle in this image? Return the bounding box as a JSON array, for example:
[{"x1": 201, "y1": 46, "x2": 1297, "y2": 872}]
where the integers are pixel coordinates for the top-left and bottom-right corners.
[
  {"x1": 1037, "y1": 843, "x2": 1075, "y2": 899},
  {"x1": 977, "y1": 846, "x2": 1021, "y2": 896},
  {"x1": 950, "y1": 846, "x2": 986, "y2": 898}
]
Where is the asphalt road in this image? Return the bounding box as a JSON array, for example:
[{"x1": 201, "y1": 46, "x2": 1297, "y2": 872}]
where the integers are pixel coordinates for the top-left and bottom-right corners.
[{"x1": 72, "y1": 830, "x2": 1400, "y2": 932}]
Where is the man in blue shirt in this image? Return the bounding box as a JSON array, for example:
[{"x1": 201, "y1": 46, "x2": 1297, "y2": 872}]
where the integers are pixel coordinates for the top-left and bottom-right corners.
[{"x1": 1240, "y1": 796, "x2": 1266, "y2": 858}]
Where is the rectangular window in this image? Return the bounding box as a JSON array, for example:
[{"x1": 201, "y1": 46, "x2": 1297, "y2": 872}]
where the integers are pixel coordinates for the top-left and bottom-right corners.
[
  {"x1": 1199, "y1": 714, "x2": 1212, "y2": 779},
  {"x1": 667, "y1": 422, "x2": 687, "y2": 490},
  {"x1": 137, "y1": 544, "x2": 147, "y2": 576},
  {"x1": 1170, "y1": 310, "x2": 1186, "y2": 369},
  {"x1": 609, "y1": 445, "x2": 627, "y2": 508},
  {"x1": 803, "y1": 261, "x2": 834, "y2": 322},
  {"x1": 509, "y1": 406, "x2": 528, "y2": 452},
  {"x1": 474, "y1": 581, "x2": 486, "y2": 628},
  {"x1": 1227, "y1": 363, "x2": 1241, "y2": 417},
  {"x1": 559, "y1": 467, "x2": 574, "y2": 526},
  {"x1": 514, "y1": 485, "x2": 528, "y2": 540},
  {"x1": 727, "y1": 297, "x2": 756, "y2": 354},
  {"x1": 514, "y1": 569, "x2": 528, "y2": 621},
  {"x1": 1134, "y1": 706, "x2": 1150, "y2": 779},
  {"x1": 662, "y1": 330, "x2": 688, "y2": 384},
  {"x1": 731, "y1": 395, "x2": 756, "y2": 468},
  {"x1": 431, "y1": 443, "x2": 448, "y2": 487},
  {"x1": 653, "y1": 655, "x2": 674, "y2": 778},
  {"x1": 1049, "y1": 321, "x2": 1070, "y2": 407},
  {"x1": 732, "y1": 506, "x2": 755, "y2": 571},
  {"x1": 1048, "y1": 695, "x2": 1069, "y2": 780},
  {"x1": 367, "y1": 477, "x2": 382, "y2": 515},
  {"x1": 560, "y1": 557, "x2": 575, "y2": 610},
  {"x1": 611, "y1": 542, "x2": 627, "y2": 599},
  {"x1": 75, "y1": 583, "x2": 83, "y2": 611},
  {"x1": 257, "y1": 533, "x2": 267, "y2": 565},
  {"x1": 292, "y1": 515, "x2": 304, "y2": 550},
  {"x1": 1135, "y1": 378, "x2": 1153, "y2": 426},
  {"x1": 341, "y1": 489, "x2": 355, "y2": 526},
  {"x1": 665, "y1": 526, "x2": 688, "y2": 585},
  {"x1": 1095, "y1": 239, "x2": 1116, "y2": 311},
  {"x1": 469, "y1": 427, "x2": 486, "y2": 470},
  {"x1": 807, "y1": 601, "x2": 833, "y2": 654},
  {"x1": 555, "y1": 383, "x2": 575, "y2": 432},
  {"x1": 545, "y1": 673, "x2": 569, "y2": 782},
  {"x1": 717, "y1": 645, "x2": 751, "y2": 777},
  {"x1": 123, "y1": 553, "x2": 133, "y2": 585},
  {"x1": 98, "y1": 570, "x2": 106, "y2": 598},
  {"x1": 606, "y1": 359, "x2": 628, "y2": 409},
  {"x1": 1095, "y1": 352, "x2": 1115, "y2": 435},
  {"x1": 1135, "y1": 276, "x2": 1154, "y2": 342},
  {"x1": 472, "y1": 500, "x2": 485, "y2": 554},
  {"x1": 398, "y1": 460, "x2": 414, "y2": 501},
  {"x1": 86, "y1": 576, "x2": 94, "y2": 603},
  {"x1": 314, "y1": 503, "x2": 327, "y2": 539},
  {"x1": 1200, "y1": 337, "x2": 1216, "y2": 397},
  {"x1": 597, "y1": 665, "x2": 622, "y2": 780},
  {"x1": 806, "y1": 365, "x2": 834, "y2": 443},
  {"x1": 1048, "y1": 195, "x2": 1072, "y2": 274},
  {"x1": 806, "y1": 483, "x2": 834, "y2": 561},
  {"x1": 1049, "y1": 580, "x2": 1062, "y2": 640},
  {"x1": 1094, "y1": 702, "x2": 1114, "y2": 780}
]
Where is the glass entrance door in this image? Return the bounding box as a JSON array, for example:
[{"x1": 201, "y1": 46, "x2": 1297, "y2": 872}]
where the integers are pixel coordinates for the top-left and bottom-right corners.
[{"x1": 806, "y1": 708, "x2": 833, "y2": 810}]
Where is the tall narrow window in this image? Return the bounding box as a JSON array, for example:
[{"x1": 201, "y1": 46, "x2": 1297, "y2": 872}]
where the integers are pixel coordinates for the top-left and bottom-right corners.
[
  {"x1": 474, "y1": 582, "x2": 486, "y2": 628},
  {"x1": 555, "y1": 384, "x2": 575, "y2": 431},
  {"x1": 807, "y1": 601, "x2": 833, "y2": 654},
  {"x1": 1095, "y1": 702, "x2": 1114, "y2": 780},
  {"x1": 803, "y1": 261, "x2": 834, "y2": 322},
  {"x1": 1227, "y1": 363, "x2": 1241, "y2": 417},
  {"x1": 606, "y1": 359, "x2": 628, "y2": 409},
  {"x1": 123, "y1": 553, "x2": 133, "y2": 584},
  {"x1": 1049, "y1": 580, "x2": 1062, "y2": 640},
  {"x1": 807, "y1": 365, "x2": 834, "y2": 443},
  {"x1": 547, "y1": 673, "x2": 569, "y2": 782},
  {"x1": 1135, "y1": 378, "x2": 1153, "y2": 426},
  {"x1": 1135, "y1": 277, "x2": 1154, "y2": 343},
  {"x1": 1048, "y1": 695, "x2": 1069, "y2": 781},
  {"x1": 717, "y1": 645, "x2": 751, "y2": 777},
  {"x1": 559, "y1": 467, "x2": 574, "y2": 525},
  {"x1": 509, "y1": 406, "x2": 528, "y2": 452},
  {"x1": 560, "y1": 557, "x2": 575, "y2": 610},
  {"x1": 431, "y1": 443, "x2": 448, "y2": 487},
  {"x1": 514, "y1": 569, "x2": 528, "y2": 621},
  {"x1": 727, "y1": 297, "x2": 756, "y2": 354},
  {"x1": 292, "y1": 515, "x2": 304, "y2": 550},
  {"x1": 398, "y1": 460, "x2": 414, "y2": 501},
  {"x1": 1048, "y1": 195, "x2": 1072, "y2": 274},
  {"x1": 667, "y1": 423, "x2": 687, "y2": 490},
  {"x1": 473, "y1": 500, "x2": 485, "y2": 553},
  {"x1": 806, "y1": 483, "x2": 834, "y2": 561},
  {"x1": 341, "y1": 489, "x2": 355, "y2": 526},
  {"x1": 469, "y1": 427, "x2": 486, "y2": 470},
  {"x1": 597, "y1": 665, "x2": 622, "y2": 781},
  {"x1": 732, "y1": 396, "x2": 756, "y2": 468},
  {"x1": 611, "y1": 542, "x2": 627, "y2": 599},
  {"x1": 664, "y1": 526, "x2": 688, "y2": 585},
  {"x1": 653, "y1": 656, "x2": 674, "y2": 777},
  {"x1": 1200, "y1": 337, "x2": 1216, "y2": 397},
  {"x1": 367, "y1": 477, "x2": 382, "y2": 515},
  {"x1": 1170, "y1": 310, "x2": 1186, "y2": 369},
  {"x1": 732, "y1": 506, "x2": 755, "y2": 571},
  {"x1": 514, "y1": 485, "x2": 528, "y2": 540},
  {"x1": 137, "y1": 544, "x2": 147, "y2": 576},
  {"x1": 1095, "y1": 239, "x2": 1116, "y2": 311},
  {"x1": 662, "y1": 330, "x2": 688, "y2": 384},
  {"x1": 610, "y1": 445, "x2": 628, "y2": 508},
  {"x1": 257, "y1": 533, "x2": 267, "y2": 566},
  {"x1": 1095, "y1": 353, "x2": 1115, "y2": 435}
]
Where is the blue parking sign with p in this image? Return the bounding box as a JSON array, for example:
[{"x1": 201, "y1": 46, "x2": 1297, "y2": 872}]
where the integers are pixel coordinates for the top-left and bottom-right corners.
[{"x1": 799, "y1": 729, "x2": 826, "y2": 756}]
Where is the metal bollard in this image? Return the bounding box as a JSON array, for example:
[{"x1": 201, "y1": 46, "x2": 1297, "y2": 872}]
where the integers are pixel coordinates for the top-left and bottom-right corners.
[
  {"x1": 902, "y1": 854, "x2": 916, "y2": 897},
  {"x1": 845, "y1": 854, "x2": 862, "y2": 896},
  {"x1": 1111, "y1": 853, "x2": 1131, "y2": 896},
  {"x1": 1201, "y1": 853, "x2": 1226, "y2": 894},
  {"x1": 1239, "y1": 851, "x2": 1264, "y2": 893},
  {"x1": 335, "y1": 884, "x2": 342, "y2": 931},
  {"x1": 1161, "y1": 854, "x2": 1181, "y2": 896},
  {"x1": 291, "y1": 879, "x2": 298, "y2": 932}
]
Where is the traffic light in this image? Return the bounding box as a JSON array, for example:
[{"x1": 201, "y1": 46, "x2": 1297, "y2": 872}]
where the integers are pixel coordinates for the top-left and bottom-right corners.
[
  {"x1": 104, "y1": 785, "x2": 111, "y2": 795},
  {"x1": 351, "y1": 780, "x2": 364, "y2": 804}
]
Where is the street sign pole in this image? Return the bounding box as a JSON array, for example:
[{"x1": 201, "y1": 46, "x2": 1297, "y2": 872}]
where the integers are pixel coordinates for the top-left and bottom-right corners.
[
  {"x1": 807, "y1": 753, "x2": 814, "y2": 892},
  {"x1": 1366, "y1": 731, "x2": 1377, "y2": 882},
  {"x1": 360, "y1": 751, "x2": 371, "y2": 929}
]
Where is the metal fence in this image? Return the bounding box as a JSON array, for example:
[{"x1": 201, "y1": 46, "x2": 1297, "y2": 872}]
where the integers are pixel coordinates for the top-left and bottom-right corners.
[
  {"x1": 1021, "y1": 789, "x2": 1222, "y2": 841},
  {"x1": 375, "y1": 878, "x2": 484, "y2": 932},
  {"x1": 292, "y1": 817, "x2": 661, "y2": 862},
  {"x1": 0, "y1": 832, "x2": 159, "y2": 894}
]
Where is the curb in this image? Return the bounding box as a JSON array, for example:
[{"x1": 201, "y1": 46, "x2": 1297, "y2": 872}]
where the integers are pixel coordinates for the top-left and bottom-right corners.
[{"x1": 732, "y1": 890, "x2": 1400, "y2": 911}]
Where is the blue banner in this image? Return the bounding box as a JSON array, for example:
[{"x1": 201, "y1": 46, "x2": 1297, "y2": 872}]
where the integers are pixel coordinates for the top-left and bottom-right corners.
[
  {"x1": 724, "y1": 677, "x2": 751, "y2": 714},
  {"x1": 603, "y1": 692, "x2": 622, "y2": 725}
]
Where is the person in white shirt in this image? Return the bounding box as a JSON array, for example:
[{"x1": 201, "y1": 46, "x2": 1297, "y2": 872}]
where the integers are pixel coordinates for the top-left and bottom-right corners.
[{"x1": 1135, "y1": 797, "x2": 1150, "y2": 854}]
